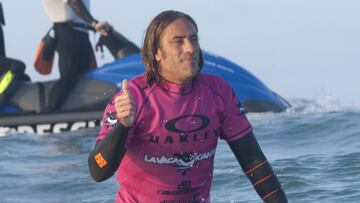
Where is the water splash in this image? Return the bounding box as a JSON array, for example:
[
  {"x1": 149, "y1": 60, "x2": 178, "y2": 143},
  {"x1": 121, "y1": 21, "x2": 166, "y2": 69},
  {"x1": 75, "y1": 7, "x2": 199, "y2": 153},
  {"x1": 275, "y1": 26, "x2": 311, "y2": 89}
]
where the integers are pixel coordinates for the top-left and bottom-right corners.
[{"x1": 286, "y1": 95, "x2": 343, "y2": 114}]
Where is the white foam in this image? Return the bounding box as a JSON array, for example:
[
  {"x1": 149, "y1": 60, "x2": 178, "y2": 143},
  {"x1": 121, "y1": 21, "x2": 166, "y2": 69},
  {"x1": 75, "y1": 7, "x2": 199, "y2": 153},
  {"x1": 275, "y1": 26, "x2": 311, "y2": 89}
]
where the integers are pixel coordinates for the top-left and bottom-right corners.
[
  {"x1": 0, "y1": 127, "x2": 17, "y2": 137},
  {"x1": 285, "y1": 95, "x2": 343, "y2": 115}
]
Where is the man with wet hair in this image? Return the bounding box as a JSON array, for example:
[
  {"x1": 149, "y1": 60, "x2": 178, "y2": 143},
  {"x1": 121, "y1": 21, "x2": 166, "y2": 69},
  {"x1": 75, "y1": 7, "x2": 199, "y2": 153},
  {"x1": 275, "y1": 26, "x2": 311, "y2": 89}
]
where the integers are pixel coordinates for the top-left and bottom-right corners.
[{"x1": 88, "y1": 10, "x2": 288, "y2": 203}]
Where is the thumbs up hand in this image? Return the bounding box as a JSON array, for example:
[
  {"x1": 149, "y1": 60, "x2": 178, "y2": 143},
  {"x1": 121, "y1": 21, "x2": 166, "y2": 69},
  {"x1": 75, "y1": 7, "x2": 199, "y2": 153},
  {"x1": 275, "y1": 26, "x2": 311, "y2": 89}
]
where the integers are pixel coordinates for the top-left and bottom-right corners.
[{"x1": 114, "y1": 79, "x2": 136, "y2": 127}]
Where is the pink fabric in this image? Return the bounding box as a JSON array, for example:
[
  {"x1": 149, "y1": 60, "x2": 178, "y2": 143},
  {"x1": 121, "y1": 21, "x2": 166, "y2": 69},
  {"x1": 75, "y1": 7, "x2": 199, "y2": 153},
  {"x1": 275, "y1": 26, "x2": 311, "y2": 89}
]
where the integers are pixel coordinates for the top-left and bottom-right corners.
[{"x1": 97, "y1": 73, "x2": 252, "y2": 203}]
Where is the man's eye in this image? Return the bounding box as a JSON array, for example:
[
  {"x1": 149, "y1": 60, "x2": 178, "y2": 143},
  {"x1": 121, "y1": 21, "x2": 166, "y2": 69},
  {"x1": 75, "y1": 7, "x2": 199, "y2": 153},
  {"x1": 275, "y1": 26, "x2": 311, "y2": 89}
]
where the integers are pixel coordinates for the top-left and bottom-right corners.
[
  {"x1": 175, "y1": 39, "x2": 183, "y2": 44},
  {"x1": 191, "y1": 37, "x2": 199, "y2": 44}
]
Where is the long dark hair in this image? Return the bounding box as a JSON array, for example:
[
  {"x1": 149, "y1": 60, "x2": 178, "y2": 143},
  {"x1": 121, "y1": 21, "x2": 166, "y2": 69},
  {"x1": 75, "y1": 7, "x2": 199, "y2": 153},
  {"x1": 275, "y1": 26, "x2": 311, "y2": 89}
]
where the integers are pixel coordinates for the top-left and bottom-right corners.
[{"x1": 141, "y1": 10, "x2": 204, "y2": 86}]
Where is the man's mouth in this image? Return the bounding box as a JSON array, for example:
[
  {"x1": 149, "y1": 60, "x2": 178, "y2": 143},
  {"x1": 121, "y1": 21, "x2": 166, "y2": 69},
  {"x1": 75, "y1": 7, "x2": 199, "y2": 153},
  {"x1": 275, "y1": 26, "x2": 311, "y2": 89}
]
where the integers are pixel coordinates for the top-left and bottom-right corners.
[{"x1": 182, "y1": 57, "x2": 197, "y2": 63}]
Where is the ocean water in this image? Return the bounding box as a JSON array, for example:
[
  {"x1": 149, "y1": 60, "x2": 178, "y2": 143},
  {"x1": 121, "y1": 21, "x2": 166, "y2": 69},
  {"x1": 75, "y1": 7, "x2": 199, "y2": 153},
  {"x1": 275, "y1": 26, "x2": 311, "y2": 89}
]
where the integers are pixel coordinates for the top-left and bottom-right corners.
[{"x1": 1, "y1": 97, "x2": 359, "y2": 203}]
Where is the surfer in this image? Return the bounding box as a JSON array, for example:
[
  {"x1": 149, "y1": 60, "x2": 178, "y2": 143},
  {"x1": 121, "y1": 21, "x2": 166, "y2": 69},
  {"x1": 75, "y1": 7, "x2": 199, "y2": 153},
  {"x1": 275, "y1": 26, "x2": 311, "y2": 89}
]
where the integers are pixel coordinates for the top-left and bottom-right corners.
[
  {"x1": 41, "y1": 0, "x2": 112, "y2": 111},
  {"x1": 88, "y1": 10, "x2": 288, "y2": 202}
]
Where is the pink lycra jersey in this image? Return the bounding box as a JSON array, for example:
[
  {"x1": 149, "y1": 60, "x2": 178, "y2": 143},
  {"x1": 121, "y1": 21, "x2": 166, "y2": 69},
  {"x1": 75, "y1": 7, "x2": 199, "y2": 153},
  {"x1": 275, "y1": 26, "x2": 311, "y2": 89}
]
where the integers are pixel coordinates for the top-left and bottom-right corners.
[{"x1": 96, "y1": 73, "x2": 253, "y2": 203}]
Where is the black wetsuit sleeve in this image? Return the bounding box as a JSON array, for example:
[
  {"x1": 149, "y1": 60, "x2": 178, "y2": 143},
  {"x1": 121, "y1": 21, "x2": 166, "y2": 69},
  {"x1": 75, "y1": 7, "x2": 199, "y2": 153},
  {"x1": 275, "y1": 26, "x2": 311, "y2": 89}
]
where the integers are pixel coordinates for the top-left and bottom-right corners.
[
  {"x1": 88, "y1": 123, "x2": 129, "y2": 182},
  {"x1": 227, "y1": 131, "x2": 288, "y2": 203},
  {"x1": 68, "y1": 0, "x2": 97, "y2": 25}
]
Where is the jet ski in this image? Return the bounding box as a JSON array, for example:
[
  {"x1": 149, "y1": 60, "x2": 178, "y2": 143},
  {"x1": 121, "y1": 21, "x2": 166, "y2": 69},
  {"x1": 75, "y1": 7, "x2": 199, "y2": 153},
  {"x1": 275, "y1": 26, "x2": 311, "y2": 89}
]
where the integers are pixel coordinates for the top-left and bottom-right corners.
[{"x1": 0, "y1": 43, "x2": 290, "y2": 134}]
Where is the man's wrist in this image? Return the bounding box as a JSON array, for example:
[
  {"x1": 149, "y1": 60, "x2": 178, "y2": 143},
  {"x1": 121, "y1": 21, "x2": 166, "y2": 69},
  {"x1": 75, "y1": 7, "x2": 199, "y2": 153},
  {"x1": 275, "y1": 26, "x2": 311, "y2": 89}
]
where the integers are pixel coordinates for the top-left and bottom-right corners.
[
  {"x1": 116, "y1": 121, "x2": 131, "y2": 130},
  {"x1": 90, "y1": 20, "x2": 98, "y2": 29}
]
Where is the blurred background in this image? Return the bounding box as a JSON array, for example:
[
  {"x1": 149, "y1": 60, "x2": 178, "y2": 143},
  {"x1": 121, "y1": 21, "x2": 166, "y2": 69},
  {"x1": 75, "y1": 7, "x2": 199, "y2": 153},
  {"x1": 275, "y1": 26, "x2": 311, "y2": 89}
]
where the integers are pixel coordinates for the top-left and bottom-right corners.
[{"x1": 2, "y1": 0, "x2": 359, "y2": 104}]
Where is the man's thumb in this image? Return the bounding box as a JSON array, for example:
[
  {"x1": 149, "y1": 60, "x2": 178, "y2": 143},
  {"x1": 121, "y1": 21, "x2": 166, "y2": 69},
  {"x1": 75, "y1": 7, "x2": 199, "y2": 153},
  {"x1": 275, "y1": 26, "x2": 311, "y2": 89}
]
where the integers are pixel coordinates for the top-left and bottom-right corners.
[{"x1": 122, "y1": 79, "x2": 129, "y2": 95}]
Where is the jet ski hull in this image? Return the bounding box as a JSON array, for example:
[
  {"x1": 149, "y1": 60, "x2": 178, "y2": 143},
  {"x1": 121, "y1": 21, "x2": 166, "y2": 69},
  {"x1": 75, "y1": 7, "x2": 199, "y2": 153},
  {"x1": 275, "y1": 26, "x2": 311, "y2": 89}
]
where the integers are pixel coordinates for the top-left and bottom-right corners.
[
  {"x1": 0, "y1": 110, "x2": 102, "y2": 134},
  {"x1": 0, "y1": 51, "x2": 290, "y2": 134}
]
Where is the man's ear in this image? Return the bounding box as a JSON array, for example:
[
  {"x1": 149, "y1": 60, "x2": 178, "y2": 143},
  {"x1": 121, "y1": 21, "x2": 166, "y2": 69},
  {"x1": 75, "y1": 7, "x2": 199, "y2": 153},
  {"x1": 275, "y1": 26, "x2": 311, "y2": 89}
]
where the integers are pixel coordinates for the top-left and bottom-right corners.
[{"x1": 155, "y1": 49, "x2": 161, "y2": 62}]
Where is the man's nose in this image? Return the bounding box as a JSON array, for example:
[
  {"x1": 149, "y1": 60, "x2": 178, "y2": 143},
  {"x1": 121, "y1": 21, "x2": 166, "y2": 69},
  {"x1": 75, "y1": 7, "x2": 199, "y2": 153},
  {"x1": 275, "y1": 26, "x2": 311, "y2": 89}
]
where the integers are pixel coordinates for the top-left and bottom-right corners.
[{"x1": 183, "y1": 39, "x2": 196, "y2": 53}]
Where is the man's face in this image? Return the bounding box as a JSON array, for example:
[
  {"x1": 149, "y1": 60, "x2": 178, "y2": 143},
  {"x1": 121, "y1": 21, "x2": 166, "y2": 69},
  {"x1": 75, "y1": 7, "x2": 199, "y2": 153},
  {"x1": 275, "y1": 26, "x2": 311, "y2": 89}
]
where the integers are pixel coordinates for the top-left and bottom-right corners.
[{"x1": 155, "y1": 18, "x2": 200, "y2": 84}]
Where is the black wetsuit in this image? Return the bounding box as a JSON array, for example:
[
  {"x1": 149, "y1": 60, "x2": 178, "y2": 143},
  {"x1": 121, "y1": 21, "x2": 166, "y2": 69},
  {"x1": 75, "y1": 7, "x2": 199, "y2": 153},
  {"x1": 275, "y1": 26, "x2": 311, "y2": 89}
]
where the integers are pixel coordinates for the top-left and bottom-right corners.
[
  {"x1": 45, "y1": 0, "x2": 97, "y2": 111},
  {"x1": 47, "y1": 22, "x2": 93, "y2": 110}
]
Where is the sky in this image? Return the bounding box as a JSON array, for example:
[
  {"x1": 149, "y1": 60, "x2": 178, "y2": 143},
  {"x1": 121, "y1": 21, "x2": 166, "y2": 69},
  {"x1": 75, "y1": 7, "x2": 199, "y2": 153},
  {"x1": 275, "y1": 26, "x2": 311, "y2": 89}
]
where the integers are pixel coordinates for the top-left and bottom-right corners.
[{"x1": 2, "y1": 0, "x2": 360, "y2": 105}]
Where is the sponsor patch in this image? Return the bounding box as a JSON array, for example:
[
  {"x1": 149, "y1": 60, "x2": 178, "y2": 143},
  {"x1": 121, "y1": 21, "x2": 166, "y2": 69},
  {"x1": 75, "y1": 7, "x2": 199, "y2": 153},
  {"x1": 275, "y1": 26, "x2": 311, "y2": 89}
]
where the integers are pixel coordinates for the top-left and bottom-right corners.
[{"x1": 95, "y1": 153, "x2": 107, "y2": 168}]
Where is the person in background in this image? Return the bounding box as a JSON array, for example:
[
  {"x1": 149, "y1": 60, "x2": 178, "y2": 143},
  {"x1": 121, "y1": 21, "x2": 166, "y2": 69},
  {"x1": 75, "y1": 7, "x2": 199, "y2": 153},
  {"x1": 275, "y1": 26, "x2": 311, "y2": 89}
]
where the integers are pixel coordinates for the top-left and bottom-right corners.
[
  {"x1": 0, "y1": 1, "x2": 30, "y2": 108},
  {"x1": 41, "y1": 0, "x2": 112, "y2": 111},
  {"x1": 88, "y1": 10, "x2": 288, "y2": 203},
  {"x1": 0, "y1": 1, "x2": 30, "y2": 81},
  {"x1": 0, "y1": 1, "x2": 5, "y2": 57}
]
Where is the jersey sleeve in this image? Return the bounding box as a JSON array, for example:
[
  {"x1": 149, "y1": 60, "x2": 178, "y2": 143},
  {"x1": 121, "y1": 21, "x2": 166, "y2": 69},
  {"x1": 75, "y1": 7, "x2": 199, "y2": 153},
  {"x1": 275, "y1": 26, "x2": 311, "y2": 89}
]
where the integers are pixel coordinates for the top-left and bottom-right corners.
[{"x1": 219, "y1": 81, "x2": 252, "y2": 141}]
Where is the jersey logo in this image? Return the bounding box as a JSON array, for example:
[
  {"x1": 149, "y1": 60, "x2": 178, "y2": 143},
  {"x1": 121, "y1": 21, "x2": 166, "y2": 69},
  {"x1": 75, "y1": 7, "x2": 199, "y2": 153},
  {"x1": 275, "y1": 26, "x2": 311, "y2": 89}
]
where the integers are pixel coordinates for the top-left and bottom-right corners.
[
  {"x1": 157, "y1": 180, "x2": 199, "y2": 196},
  {"x1": 144, "y1": 148, "x2": 216, "y2": 175},
  {"x1": 104, "y1": 111, "x2": 118, "y2": 127},
  {"x1": 165, "y1": 114, "x2": 210, "y2": 133}
]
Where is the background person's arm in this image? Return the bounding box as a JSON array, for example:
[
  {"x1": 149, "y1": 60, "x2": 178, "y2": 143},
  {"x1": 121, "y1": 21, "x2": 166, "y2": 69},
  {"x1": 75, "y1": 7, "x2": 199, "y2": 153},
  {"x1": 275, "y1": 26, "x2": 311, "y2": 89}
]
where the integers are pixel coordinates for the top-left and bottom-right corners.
[
  {"x1": 67, "y1": 0, "x2": 112, "y2": 35},
  {"x1": 227, "y1": 131, "x2": 288, "y2": 203},
  {"x1": 68, "y1": 0, "x2": 96, "y2": 25}
]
